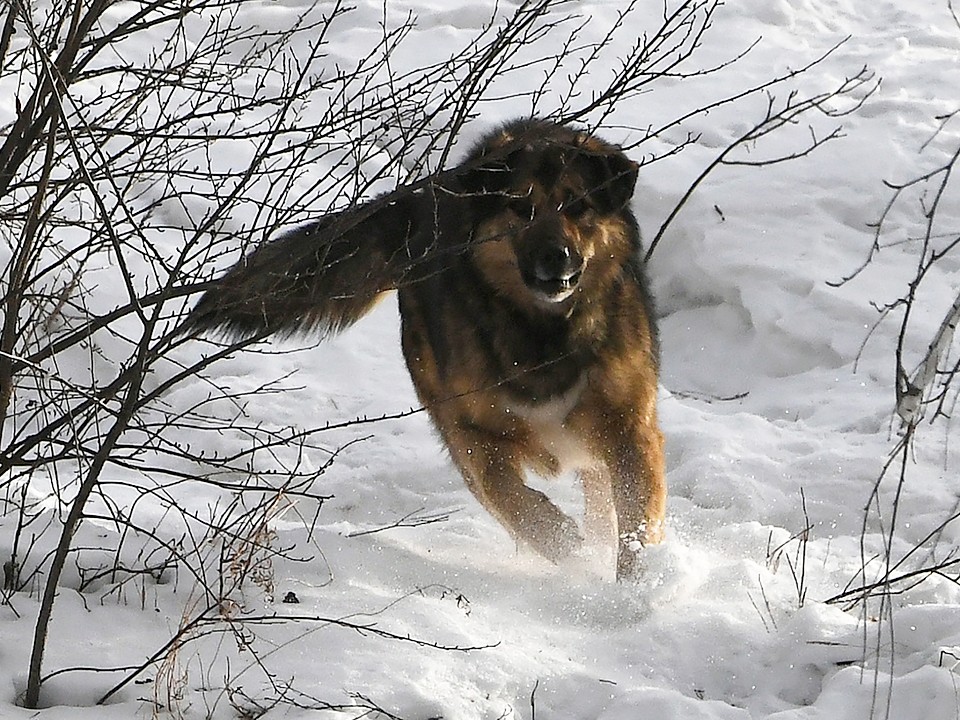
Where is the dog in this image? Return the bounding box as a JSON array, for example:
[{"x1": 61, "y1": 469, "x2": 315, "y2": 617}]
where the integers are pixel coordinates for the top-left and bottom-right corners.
[{"x1": 185, "y1": 118, "x2": 665, "y2": 580}]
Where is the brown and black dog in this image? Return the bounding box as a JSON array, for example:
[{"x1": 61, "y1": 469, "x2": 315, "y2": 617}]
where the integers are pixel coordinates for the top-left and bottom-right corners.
[{"x1": 186, "y1": 118, "x2": 665, "y2": 580}]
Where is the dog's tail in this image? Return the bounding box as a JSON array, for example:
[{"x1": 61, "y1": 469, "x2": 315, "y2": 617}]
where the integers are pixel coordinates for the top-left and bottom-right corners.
[{"x1": 183, "y1": 190, "x2": 432, "y2": 340}]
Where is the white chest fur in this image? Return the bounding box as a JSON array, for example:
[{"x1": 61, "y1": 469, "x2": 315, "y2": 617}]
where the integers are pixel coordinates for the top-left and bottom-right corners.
[{"x1": 507, "y1": 375, "x2": 596, "y2": 472}]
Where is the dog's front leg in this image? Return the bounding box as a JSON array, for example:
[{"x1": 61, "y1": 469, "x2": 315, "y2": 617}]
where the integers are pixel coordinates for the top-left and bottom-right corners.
[
  {"x1": 444, "y1": 425, "x2": 583, "y2": 564},
  {"x1": 601, "y1": 416, "x2": 667, "y2": 581}
]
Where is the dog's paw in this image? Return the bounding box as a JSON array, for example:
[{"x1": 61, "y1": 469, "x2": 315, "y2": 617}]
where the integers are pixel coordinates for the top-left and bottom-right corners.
[
  {"x1": 616, "y1": 544, "x2": 641, "y2": 581},
  {"x1": 554, "y1": 513, "x2": 585, "y2": 559},
  {"x1": 615, "y1": 521, "x2": 666, "y2": 581},
  {"x1": 528, "y1": 510, "x2": 583, "y2": 564}
]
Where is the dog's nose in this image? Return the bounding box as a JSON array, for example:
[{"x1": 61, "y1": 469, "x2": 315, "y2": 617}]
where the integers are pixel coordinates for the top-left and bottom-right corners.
[{"x1": 534, "y1": 244, "x2": 584, "y2": 283}]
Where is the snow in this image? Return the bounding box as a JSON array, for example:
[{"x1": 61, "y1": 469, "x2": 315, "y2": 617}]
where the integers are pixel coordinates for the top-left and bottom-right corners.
[{"x1": 2, "y1": 0, "x2": 960, "y2": 719}]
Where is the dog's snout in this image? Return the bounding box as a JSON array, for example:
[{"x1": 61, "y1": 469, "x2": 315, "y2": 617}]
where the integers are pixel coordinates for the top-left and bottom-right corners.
[
  {"x1": 524, "y1": 234, "x2": 586, "y2": 303},
  {"x1": 534, "y1": 244, "x2": 583, "y2": 282}
]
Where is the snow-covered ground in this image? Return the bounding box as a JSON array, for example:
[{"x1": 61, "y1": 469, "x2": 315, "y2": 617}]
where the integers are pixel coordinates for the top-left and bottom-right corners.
[{"x1": 2, "y1": 1, "x2": 960, "y2": 718}]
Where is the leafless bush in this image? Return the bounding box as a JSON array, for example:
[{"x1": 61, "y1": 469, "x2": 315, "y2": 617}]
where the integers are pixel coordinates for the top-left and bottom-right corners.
[
  {"x1": 824, "y1": 10, "x2": 960, "y2": 718},
  {"x1": 0, "y1": 0, "x2": 873, "y2": 712},
  {"x1": 827, "y1": 128, "x2": 960, "y2": 720}
]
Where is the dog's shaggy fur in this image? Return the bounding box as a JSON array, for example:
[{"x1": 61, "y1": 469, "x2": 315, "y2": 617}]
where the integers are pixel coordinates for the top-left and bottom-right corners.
[{"x1": 186, "y1": 118, "x2": 665, "y2": 580}]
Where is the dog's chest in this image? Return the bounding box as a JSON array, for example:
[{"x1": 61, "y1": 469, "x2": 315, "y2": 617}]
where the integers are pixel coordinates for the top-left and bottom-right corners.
[{"x1": 505, "y1": 375, "x2": 596, "y2": 471}]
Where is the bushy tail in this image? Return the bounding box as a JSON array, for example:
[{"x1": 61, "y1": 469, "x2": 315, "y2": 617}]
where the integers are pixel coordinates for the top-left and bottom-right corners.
[{"x1": 184, "y1": 191, "x2": 431, "y2": 340}]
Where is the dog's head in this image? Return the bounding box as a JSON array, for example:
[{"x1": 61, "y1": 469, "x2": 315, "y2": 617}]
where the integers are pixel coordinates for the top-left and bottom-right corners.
[{"x1": 458, "y1": 120, "x2": 639, "y2": 309}]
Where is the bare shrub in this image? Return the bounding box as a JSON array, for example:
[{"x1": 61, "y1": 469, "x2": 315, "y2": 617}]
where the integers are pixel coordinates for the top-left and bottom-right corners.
[
  {"x1": 0, "y1": 0, "x2": 873, "y2": 711},
  {"x1": 825, "y1": 9, "x2": 960, "y2": 718}
]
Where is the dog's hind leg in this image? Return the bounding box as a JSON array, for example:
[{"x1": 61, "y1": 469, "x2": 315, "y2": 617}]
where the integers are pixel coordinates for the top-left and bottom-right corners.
[
  {"x1": 444, "y1": 425, "x2": 583, "y2": 564},
  {"x1": 579, "y1": 466, "x2": 616, "y2": 550}
]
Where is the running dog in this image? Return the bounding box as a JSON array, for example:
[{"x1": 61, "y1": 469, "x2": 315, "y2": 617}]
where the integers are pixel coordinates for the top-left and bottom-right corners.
[{"x1": 186, "y1": 118, "x2": 665, "y2": 580}]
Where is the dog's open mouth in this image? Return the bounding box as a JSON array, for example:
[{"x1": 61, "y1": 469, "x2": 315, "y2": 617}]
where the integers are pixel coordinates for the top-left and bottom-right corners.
[{"x1": 527, "y1": 269, "x2": 582, "y2": 302}]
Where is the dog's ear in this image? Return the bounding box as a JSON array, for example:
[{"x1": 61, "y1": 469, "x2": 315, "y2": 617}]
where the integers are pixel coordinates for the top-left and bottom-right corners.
[
  {"x1": 579, "y1": 150, "x2": 639, "y2": 214},
  {"x1": 457, "y1": 150, "x2": 522, "y2": 197}
]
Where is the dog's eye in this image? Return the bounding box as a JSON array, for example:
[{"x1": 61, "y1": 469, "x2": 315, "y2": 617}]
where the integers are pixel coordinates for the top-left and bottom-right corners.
[
  {"x1": 508, "y1": 199, "x2": 536, "y2": 222},
  {"x1": 561, "y1": 196, "x2": 590, "y2": 219}
]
